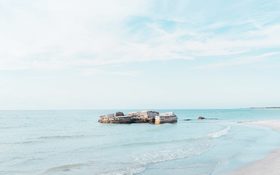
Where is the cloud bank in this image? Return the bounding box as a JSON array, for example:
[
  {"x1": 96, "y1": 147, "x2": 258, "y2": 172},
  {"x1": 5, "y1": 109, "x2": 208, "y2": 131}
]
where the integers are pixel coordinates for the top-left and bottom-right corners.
[{"x1": 0, "y1": 0, "x2": 280, "y2": 71}]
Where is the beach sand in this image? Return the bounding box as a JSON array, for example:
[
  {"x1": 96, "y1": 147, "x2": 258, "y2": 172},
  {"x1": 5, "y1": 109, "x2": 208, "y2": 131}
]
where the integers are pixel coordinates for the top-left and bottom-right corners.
[{"x1": 228, "y1": 120, "x2": 280, "y2": 175}]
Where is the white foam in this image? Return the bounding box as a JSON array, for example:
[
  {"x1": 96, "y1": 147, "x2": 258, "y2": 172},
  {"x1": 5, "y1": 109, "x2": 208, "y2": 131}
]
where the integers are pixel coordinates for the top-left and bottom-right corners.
[
  {"x1": 208, "y1": 126, "x2": 231, "y2": 138},
  {"x1": 99, "y1": 141, "x2": 211, "y2": 175},
  {"x1": 99, "y1": 166, "x2": 145, "y2": 175}
]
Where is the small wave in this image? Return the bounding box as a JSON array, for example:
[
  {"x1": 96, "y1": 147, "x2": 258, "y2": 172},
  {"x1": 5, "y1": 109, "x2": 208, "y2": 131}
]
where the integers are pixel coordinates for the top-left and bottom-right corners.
[
  {"x1": 3, "y1": 135, "x2": 88, "y2": 145},
  {"x1": 37, "y1": 134, "x2": 105, "y2": 141},
  {"x1": 116, "y1": 137, "x2": 199, "y2": 148},
  {"x1": 99, "y1": 140, "x2": 211, "y2": 175},
  {"x1": 38, "y1": 135, "x2": 87, "y2": 140},
  {"x1": 135, "y1": 142, "x2": 210, "y2": 165},
  {"x1": 43, "y1": 163, "x2": 87, "y2": 174},
  {"x1": 208, "y1": 126, "x2": 231, "y2": 138},
  {"x1": 0, "y1": 140, "x2": 43, "y2": 145},
  {"x1": 99, "y1": 167, "x2": 146, "y2": 175}
]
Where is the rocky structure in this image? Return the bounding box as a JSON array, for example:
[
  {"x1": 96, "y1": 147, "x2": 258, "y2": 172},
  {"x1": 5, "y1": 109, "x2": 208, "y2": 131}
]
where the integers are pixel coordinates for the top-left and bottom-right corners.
[
  {"x1": 98, "y1": 111, "x2": 177, "y2": 124},
  {"x1": 127, "y1": 111, "x2": 159, "y2": 123},
  {"x1": 98, "y1": 113, "x2": 131, "y2": 124},
  {"x1": 154, "y1": 112, "x2": 177, "y2": 124}
]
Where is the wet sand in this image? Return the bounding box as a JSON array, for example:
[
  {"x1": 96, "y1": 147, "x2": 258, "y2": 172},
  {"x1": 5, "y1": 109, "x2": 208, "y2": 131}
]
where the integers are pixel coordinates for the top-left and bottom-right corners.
[{"x1": 229, "y1": 120, "x2": 280, "y2": 175}]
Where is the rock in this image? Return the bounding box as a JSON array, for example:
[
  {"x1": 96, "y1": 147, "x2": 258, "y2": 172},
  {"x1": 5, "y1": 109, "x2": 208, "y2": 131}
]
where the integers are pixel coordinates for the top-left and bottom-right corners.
[
  {"x1": 127, "y1": 111, "x2": 159, "y2": 123},
  {"x1": 112, "y1": 116, "x2": 133, "y2": 124},
  {"x1": 115, "y1": 112, "x2": 124, "y2": 116},
  {"x1": 98, "y1": 111, "x2": 177, "y2": 124},
  {"x1": 154, "y1": 112, "x2": 177, "y2": 124},
  {"x1": 198, "y1": 116, "x2": 206, "y2": 120}
]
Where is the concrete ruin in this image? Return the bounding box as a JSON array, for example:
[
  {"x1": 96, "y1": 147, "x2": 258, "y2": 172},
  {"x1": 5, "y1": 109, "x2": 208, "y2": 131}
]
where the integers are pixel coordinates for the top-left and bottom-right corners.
[{"x1": 98, "y1": 111, "x2": 177, "y2": 124}]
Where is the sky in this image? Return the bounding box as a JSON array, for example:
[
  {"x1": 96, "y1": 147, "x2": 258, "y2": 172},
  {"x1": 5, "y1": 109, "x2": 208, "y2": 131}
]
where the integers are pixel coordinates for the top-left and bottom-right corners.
[{"x1": 0, "y1": 0, "x2": 280, "y2": 109}]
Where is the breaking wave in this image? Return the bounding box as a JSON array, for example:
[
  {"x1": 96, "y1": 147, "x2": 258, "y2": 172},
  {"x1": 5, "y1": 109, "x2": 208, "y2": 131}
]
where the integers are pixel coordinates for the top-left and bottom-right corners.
[
  {"x1": 98, "y1": 126, "x2": 232, "y2": 175},
  {"x1": 99, "y1": 140, "x2": 212, "y2": 175},
  {"x1": 208, "y1": 126, "x2": 231, "y2": 138},
  {"x1": 115, "y1": 126, "x2": 231, "y2": 149}
]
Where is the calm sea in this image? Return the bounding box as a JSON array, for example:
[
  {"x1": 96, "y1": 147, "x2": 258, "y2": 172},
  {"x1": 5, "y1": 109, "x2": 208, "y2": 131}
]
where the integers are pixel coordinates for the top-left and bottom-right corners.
[{"x1": 1, "y1": 109, "x2": 280, "y2": 175}]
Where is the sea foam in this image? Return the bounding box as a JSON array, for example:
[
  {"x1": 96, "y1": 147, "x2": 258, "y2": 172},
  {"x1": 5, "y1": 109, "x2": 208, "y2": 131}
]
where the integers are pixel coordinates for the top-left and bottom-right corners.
[{"x1": 208, "y1": 126, "x2": 231, "y2": 138}]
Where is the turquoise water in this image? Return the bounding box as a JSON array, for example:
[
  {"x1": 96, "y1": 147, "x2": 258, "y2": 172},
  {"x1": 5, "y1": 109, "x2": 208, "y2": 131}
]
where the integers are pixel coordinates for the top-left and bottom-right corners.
[{"x1": 1, "y1": 109, "x2": 280, "y2": 175}]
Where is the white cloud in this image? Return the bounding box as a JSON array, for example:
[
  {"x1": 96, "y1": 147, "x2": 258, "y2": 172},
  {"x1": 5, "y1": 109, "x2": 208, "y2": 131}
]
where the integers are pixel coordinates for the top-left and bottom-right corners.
[
  {"x1": 194, "y1": 52, "x2": 280, "y2": 70},
  {"x1": 0, "y1": 0, "x2": 280, "y2": 72}
]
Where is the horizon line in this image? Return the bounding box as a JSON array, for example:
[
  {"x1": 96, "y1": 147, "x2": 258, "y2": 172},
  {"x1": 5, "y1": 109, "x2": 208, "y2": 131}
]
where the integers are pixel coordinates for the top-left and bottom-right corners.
[{"x1": 0, "y1": 107, "x2": 279, "y2": 111}]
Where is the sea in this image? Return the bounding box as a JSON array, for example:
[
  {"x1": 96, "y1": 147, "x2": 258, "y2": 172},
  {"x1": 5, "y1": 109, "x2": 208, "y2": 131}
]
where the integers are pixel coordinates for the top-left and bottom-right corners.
[{"x1": 1, "y1": 109, "x2": 280, "y2": 175}]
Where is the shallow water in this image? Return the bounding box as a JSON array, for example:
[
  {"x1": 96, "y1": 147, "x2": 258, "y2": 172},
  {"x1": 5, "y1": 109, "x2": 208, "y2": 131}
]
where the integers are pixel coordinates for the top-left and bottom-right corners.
[{"x1": 1, "y1": 109, "x2": 280, "y2": 175}]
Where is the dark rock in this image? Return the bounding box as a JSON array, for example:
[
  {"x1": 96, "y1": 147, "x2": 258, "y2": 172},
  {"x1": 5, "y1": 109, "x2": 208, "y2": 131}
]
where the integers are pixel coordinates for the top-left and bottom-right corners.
[
  {"x1": 197, "y1": 116, "x2": 206, "y2": 120},
  {"x1": 115, "y1": 112, "x2": 125, "y2": 116}
]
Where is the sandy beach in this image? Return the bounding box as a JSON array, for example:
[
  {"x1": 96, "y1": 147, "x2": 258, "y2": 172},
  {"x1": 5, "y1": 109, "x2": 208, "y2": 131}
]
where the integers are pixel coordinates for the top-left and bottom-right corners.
[{"x1": 229, "y1": 120, "x2": 280, "y2": 175}]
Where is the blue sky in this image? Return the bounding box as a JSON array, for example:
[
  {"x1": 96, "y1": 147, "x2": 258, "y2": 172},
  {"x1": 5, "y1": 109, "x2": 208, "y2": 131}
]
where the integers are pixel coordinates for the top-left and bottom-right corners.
[{"x1": 0, "y1": 0, "x2": 280, "y2": 109}]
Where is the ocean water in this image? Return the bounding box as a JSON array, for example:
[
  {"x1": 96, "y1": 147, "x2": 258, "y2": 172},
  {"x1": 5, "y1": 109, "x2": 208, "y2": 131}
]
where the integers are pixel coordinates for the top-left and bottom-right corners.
[{"x1": 1, "y1": 109, "x2": 280, "y2": 175}]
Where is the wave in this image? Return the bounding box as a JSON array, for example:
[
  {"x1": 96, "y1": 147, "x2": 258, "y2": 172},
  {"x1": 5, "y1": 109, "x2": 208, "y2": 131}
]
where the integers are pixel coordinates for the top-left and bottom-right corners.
[
  {"x1": 109, "y1": 127, "x2": 231, "y2": 149},
  {"x1": 1, "y1": 140, "x2": 43, "y2": 145},
  {"x1": 37, "y1": 133, "x2": 107, "y2": 140},
  {"x1": 2, "y1": 134, "x2": 101, "y2": 146},
  {"x1": 99, "y1": 140, "x2": 212, "y2": 175},
  {"x1": 37, "y1": 134, "x2": 101, "y2": 140},
  {"x1": 105, "y1": 126, "x2": 230, "y2": 175},
  {"x1": 208, "y1": 126, "x2": 231, "y2": 138},
  {"x1": 99, "y1": 167, "x2": 146, "y2": 175},
  {"x1": 115, "y1": 137, "x2": 201, "y2": 148},
  {"x1": 38, "y1": 135, "x2": 87, "y2": 140},
  {"x1": 43, "y1": 163, "x2": 88, "y2": 174},
  {"x1": 1, "y1": 135, "x2": 90, "y2": 145}
]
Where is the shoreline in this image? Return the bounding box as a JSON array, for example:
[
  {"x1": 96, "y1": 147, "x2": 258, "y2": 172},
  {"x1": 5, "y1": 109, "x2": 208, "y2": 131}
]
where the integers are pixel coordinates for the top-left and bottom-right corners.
[{"x1": 228, "y1": 120, "x2": 280, "y2": 175}]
